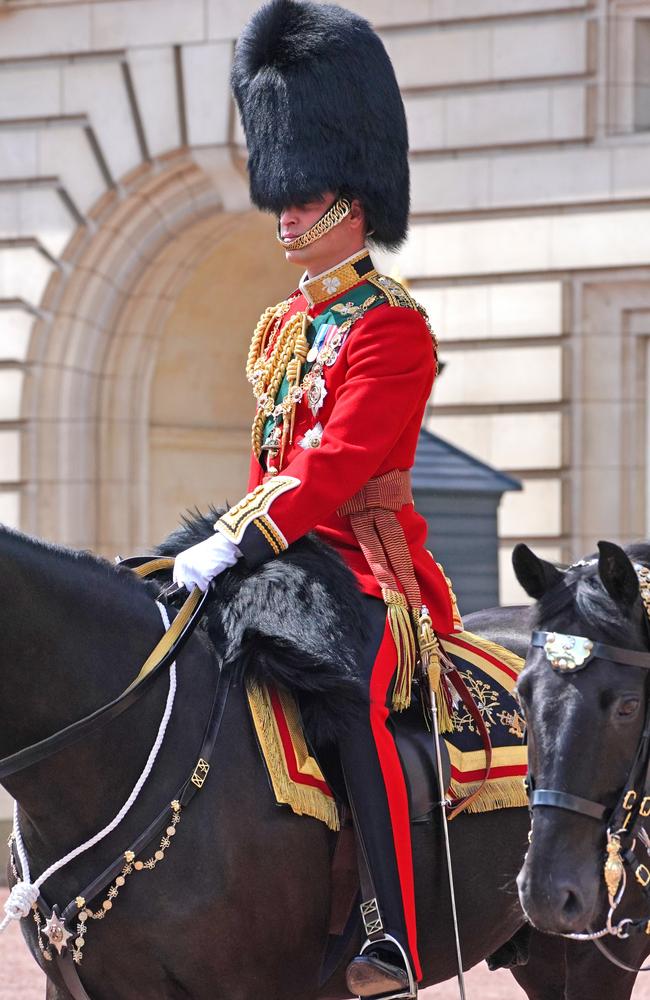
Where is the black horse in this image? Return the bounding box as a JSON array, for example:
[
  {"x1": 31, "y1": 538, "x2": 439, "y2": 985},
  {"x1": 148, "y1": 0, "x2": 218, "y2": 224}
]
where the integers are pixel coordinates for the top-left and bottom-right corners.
[
  {"x1": 513, "y1": 539, "x2": 650, "y2": 1000},
  {"x1": 0, "y1": 516, "x2": 584, "y2": 999}
]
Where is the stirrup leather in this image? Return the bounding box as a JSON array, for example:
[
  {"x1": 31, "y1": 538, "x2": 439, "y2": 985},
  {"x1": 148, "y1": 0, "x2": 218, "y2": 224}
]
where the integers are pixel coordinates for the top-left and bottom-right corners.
[{"x1": 355, "y1": 934, "x2": 418, "y2": 1000}]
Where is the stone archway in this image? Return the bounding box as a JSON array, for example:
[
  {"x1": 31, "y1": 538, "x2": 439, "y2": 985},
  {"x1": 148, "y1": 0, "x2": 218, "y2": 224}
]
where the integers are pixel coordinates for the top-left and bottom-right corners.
[
  {"x1": 145, "y1": 211, "x2": 291, "y2": 549},
  {"x1": 22, "y1": 153, "x2": 292, "y2": 556}
]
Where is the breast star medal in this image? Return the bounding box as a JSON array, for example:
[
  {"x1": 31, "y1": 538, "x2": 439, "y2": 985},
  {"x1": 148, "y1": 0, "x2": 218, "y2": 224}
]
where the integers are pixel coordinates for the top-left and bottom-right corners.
[
  {"x1": 307, "y1": 375, "x2": 327, "y2": 415},
  {"x1": 44, "y1": 911, "x2": 73, "y2": 954}
]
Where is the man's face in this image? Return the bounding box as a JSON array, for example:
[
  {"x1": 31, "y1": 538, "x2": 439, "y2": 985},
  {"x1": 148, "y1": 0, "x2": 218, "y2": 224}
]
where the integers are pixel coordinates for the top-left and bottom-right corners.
[
  {"x1": 278, "y1": 191, "x2": 365, "y2": 269},
  {"x1": 278, "y1": 194, "x2": 334, "y2": 246}
]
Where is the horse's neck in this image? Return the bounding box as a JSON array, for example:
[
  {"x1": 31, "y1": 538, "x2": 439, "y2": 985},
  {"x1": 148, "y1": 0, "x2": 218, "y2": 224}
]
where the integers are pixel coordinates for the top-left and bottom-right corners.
[
  {"x1": 13, "y1": 649, "x2": 261, "y2": 911},
  {"x1": 4, "y1": 593, "x2": 177, "y2": 859},
  {"x1": 462, "y1": 605, "x2": 532, "y2": 661}
]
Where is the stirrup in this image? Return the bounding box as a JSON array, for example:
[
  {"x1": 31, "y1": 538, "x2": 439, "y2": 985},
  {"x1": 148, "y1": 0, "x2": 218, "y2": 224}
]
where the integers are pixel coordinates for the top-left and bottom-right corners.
[{"x1": 355, "y1": 934, "x2": 418, "y2": 1000}]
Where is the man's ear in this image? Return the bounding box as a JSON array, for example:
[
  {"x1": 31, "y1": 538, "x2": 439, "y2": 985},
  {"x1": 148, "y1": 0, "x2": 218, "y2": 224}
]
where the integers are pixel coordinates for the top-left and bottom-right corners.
[{"x1": 349, "y1": 198, "x2": 365, "y2": 230}]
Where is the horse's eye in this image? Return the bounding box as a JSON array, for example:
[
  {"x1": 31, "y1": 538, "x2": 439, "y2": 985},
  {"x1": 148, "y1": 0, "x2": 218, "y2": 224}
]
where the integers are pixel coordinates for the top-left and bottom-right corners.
[{"x1": 617, "y1": 698, "x2": 641, "y2": 718}]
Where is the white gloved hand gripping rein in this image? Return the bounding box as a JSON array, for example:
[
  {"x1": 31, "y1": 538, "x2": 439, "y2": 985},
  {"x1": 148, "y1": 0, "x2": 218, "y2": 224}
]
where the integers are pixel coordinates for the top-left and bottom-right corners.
[{"x1": 172, "y1": 529, "x2": 242, "y2": 592}]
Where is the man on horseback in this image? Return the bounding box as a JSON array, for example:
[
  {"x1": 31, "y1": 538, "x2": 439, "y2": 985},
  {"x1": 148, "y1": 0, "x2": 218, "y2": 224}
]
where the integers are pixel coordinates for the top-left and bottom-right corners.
[{"x1": 173, "y1": 1, "x2": 461, "y2": 996}]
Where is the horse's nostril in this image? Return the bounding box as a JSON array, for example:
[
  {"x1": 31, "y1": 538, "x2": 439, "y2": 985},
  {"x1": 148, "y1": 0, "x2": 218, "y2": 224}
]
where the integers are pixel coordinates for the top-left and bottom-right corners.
[{"x1": 559, "y1": 883, "x2": 585, "y2": 922}]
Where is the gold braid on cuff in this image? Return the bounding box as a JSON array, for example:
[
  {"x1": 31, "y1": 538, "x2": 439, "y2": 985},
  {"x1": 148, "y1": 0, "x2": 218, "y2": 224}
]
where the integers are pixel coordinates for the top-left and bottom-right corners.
[{"x1": 277, "y1": 197, "x2": 351, "y2": 251}]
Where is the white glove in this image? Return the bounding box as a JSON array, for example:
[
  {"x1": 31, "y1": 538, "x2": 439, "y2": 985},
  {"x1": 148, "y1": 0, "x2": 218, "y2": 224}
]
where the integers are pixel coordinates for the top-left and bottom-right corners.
[{"x1": 173, "y1": 530, "x2": 242, "y2": 592}]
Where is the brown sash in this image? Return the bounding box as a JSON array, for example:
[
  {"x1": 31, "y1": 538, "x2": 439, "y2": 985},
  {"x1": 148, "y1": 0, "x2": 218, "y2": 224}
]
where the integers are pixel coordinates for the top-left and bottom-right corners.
[
  {"x1": 337, "y1": 470, "x2": 423, "y2": 710},
  {"x1": 337, "y1": 469, "x2": 421, "y2": 609}
]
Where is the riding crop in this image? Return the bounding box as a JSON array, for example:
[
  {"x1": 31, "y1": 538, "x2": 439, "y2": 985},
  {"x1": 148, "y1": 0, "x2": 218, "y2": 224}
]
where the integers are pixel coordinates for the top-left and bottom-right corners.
[{"x1": 419, "y1": 609, "x2": 468, "y2": 1000}]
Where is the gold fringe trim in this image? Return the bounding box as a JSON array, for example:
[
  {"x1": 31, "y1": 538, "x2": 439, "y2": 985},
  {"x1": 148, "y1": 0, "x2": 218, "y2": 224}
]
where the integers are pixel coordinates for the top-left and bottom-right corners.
[
  {"x1": 451, "y1": 631, "x2": 525, "y2": 678},
  {"x1": 246, "y1": 681, "x2": 340, "y2": 832},
  {"x1": 436, "y1": 560, "x2": 464, "y2": 631},
  {"x1": 447, "y1": 775, "x2": 529, "y2": 815},
  {"x1": 383, "y1": 589, "x2": 416, "y2": 712}
]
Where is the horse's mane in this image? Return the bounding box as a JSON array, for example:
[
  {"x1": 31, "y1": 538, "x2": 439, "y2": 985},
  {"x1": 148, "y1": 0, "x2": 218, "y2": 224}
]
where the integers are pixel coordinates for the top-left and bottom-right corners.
[
  {"x1": 0, "y1": 516, "x2": 367, "y2": 743},
  {"x1": 156, "y1": 508, "x2": 369, "y2": 744},
  {"x1": 0, "y1": 524, "x2": 151, "y2": 600},
  {"x1": 533, "y1": 542, "x2": 650, "y2": 648}
]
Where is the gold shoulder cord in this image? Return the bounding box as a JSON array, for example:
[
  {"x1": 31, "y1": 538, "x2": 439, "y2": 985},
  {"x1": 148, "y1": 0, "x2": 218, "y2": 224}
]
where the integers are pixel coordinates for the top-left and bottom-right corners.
[
  {"x1": 246, "y1": 302, "x2": 309, "y2": 458},
  {"x1": 246, "y1": 304, "x2": 278, "y2": 382}
]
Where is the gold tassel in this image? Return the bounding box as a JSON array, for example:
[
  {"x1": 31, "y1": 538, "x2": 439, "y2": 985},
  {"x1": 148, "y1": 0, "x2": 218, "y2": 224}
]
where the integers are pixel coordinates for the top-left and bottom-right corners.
[
  {"x1": 416, "y1": 608, "x2": 454, "y2": 734},
  {"x1": 383, "y1": 589, "x2": 416, "y2": 711},
  {"x1": 604, "y1": 834, "x2": 624, "y2": 900},
  {"x1": 446, "y1": 775, "x2": 529, "y2": 816}
]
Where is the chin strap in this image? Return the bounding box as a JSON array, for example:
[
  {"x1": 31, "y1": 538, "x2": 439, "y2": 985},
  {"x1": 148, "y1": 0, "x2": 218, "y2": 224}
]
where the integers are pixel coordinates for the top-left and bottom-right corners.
[{"x1": 277, "y1": 196, "x2": 351, "y2": 251}]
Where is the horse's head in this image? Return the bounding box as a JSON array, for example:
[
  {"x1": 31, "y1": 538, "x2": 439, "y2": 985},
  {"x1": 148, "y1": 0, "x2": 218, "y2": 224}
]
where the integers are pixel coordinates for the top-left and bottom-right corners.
[{"x1": 513, "y1": 540, "x2": 650, "y2": 935}]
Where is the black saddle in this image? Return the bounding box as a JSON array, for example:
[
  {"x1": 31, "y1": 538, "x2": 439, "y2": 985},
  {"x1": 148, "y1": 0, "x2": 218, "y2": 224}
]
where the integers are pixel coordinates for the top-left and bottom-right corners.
[
  {"x1": 310, "y1": 690, "x2": 451, "y2": 828},
  {"x1": 393, "y1": 697, "x2": 450, "y2": 823}
]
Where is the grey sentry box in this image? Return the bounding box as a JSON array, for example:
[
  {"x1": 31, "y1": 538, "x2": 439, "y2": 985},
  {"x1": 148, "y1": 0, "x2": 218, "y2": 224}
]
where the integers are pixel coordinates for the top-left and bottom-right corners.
[{"x1": 413, "y1": 429, "x2": 521, "y2": 615}]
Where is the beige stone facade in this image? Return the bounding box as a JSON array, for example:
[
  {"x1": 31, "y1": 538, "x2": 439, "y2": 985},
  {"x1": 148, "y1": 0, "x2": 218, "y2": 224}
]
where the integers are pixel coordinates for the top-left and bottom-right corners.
[{"x1": 0, "y1": 0, "x2": 649, "y2": 837}]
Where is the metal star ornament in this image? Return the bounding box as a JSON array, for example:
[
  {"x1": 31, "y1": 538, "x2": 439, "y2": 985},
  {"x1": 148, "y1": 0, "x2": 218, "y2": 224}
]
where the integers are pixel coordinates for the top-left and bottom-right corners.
[
  {"x1": 307, "y1": 376, "x2": 327, "y2": 415},
  {"x1": 44, "y1": 911, "x2": 73, "y2": 954}
]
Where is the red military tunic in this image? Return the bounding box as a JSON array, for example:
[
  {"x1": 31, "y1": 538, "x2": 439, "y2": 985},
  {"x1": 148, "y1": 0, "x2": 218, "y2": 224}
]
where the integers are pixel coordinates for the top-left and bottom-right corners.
[
  {"x1": 217, "y1": 248, "x2": 464, "y2": 980},
  {"x1": 217, "y1": 248, "x2": 460, "y2": 638}
]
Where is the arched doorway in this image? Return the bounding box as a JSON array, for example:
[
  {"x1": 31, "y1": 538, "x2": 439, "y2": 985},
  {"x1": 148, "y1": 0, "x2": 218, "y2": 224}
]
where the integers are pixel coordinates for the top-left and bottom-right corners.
[
  {"x1": 134, "y1": 210, "x2": 291, "y2": 551},
  {"x1": 24, "y1": 155, "x2": 292, "y2": 557}
]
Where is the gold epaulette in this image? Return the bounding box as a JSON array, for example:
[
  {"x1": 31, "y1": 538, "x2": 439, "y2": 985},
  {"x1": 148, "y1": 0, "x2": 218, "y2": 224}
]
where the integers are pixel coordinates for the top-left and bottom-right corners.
[
  {"x1": 367, "y1": 274, "x2": 439, "y2": 370},
  {"x1": 367, "y1": 273, "x2": 419, "y2": 311}
]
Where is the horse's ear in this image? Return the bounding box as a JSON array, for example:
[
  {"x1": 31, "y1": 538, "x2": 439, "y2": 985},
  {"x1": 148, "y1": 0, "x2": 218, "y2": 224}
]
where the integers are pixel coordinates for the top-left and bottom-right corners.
[
  {"x1": 512, "y1": 543, "x2": 564, "y2": 600},
  {"x1": 597, "y1": 541, "x2": 639, "y2": 606}
]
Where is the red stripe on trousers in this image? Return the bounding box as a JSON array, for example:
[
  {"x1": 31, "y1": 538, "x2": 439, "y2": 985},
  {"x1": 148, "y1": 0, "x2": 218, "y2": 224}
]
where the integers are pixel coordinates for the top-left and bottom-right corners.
[{"x1": 369, "y1": 619, "x2": 422, "y2": 981}]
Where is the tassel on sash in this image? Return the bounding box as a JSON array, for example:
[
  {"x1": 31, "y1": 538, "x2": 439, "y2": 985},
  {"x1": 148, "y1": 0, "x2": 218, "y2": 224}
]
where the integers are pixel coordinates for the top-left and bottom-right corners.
[
  {"x1": 383, "y1": 589, "x2": 416, "y2": 711},
  {"x1": 338, "y1": 469, "x2": 459, "y2": 713}
]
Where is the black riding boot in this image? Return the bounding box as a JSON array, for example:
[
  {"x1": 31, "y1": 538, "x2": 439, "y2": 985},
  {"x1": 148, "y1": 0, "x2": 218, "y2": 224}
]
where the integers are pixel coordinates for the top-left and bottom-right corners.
[{"x1": 338, "y1": 595, "x2": 419, "y2": 999}]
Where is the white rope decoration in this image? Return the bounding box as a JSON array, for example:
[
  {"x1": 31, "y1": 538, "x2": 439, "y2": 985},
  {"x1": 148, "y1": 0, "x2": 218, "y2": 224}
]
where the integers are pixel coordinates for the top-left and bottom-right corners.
[{"x1": 1, "y1": 601, "x2": 176, "y2": 931}]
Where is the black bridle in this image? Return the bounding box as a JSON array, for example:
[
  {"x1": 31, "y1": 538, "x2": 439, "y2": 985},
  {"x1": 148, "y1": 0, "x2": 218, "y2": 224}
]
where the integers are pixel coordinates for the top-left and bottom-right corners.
[
  {"x1": 525, "y1": 619, "x2": 650, "y2": 971},
  {"x1": 527, "y1": 629, "x2": 650, "y2": 826}
]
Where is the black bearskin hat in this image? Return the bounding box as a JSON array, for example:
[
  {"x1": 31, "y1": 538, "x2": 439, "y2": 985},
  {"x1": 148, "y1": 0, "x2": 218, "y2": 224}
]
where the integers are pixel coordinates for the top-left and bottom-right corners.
[{"x1": 231, "y1": 0, "x2": 410, "y2": 250}]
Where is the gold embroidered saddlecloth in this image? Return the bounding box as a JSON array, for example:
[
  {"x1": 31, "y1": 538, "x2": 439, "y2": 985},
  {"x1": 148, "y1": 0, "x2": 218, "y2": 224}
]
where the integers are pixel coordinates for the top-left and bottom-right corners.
[
  {"x1": 247, "y1": 681, "x2": 340, "y2": 831},
  {"x1": 440, "y1": 631, "x2": 528, "y2": 814},
  {"x1": 247, "y1": 630, "x2": 528, "y2": 828}
]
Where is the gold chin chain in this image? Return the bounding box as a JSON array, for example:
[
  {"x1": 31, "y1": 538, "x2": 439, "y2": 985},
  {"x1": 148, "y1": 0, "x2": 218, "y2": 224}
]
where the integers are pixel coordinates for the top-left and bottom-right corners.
[{"x1": 277, "y1": 197, "x2": 351, "y2": 251}]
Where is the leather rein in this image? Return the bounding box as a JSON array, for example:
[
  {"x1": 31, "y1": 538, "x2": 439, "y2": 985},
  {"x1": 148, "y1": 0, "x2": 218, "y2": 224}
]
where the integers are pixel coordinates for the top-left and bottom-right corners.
[
  {"x1": 0, "y1": 557, "x2": 207, "y2": 781},
  {"x1": 4, "y1": 557, "x2": 230, "y2": 1000},
  {"x1": 526, "y1": 563, "x2": 650, "y2": 971}
]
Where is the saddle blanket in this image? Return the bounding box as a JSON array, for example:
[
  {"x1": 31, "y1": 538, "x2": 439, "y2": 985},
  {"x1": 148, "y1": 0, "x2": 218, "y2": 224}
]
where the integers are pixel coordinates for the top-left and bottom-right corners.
[{"x1": 247, "y1": 630, "x2": 528, "y2": 831}]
